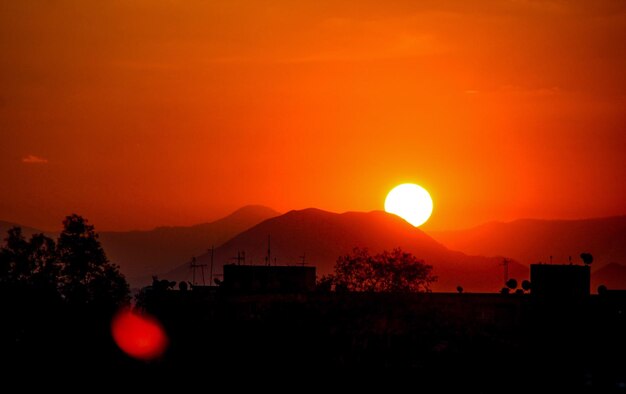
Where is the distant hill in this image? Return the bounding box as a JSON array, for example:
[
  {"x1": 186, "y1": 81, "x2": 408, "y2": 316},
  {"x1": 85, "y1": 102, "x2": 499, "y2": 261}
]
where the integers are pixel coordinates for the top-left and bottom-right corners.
[
  {"x1": 6, "y1": 211, "x2": 622, "y2": 291},
  {"x1": 430, "y1": 216, "x2": 626, "y2": 290},
  {"x1": 591, "y1": 263, "x2": 626, "y2": 292},
  {"x1": 99, "y1": 205, "x2": 279, "y2": 285},
  {"x1": 0, "y1": 221, "x2": 54, "y2": 241},
  {"x1": 429, "y1": 216, "x2": 626, "y2": 267},
  {"x1": 166, "y1": 208, "x2": 527, "y2": 293}
]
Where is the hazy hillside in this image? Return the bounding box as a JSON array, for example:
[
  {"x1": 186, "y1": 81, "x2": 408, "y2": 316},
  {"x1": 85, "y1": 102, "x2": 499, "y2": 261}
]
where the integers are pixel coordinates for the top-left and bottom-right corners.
[
  {"x1": 166, "y1": 208, "x2": 528, "y2": 293},
  {"x1": 591, "y1": 263, "x2": 626, "y2": 292},
  {"x1": 430, "y1": 216, "x2": 626, "y2": 267},
  {"x1": 0, "y1": 221, "x2": 50, "y2": 239},
  {"x1": 99, "y1": 205, "x2": 279, "y2": 284},
  {"x1": 5, "y1": 211, "x2": 622, "y2": 291}
]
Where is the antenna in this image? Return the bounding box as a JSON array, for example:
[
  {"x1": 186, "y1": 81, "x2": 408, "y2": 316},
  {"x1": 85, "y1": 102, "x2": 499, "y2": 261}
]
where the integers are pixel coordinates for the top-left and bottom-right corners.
[
  {"x1": 209, "y1": 246, "x2": 214, "y2": 286},
  {"x1": 265, "y1": 235, "x2": 271, "y2": 266},
  {"x1": 190, "y1": 256, "x2": 207, "y2": 286},
  {"x1": 191, "y1": 257, "x2": 195, "y2": 285},
  {"x1": 550, "y1": 255, "x2": 553, "y2": 264},
  {"x1": 233, "y1": 251, "x2": 245, "y2": 265},
  {"x1": 501, "y1": 258, "x2": 509, "y2": 284}
]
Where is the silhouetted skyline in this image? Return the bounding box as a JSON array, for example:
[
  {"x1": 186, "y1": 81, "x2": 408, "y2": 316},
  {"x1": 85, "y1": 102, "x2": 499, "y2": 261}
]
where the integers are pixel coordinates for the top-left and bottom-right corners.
[{"x1": 2, "y1": 1, "x2": 626, "y2": 387}]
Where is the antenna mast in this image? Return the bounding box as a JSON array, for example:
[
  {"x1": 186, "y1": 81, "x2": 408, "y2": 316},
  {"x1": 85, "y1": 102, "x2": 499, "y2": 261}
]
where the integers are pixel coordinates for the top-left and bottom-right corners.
[
  {"x1": 266, "y1": 235, "x2": 271, "y2": 266},
  {"x1": 501, "y1": 258, "x2": 509, "y2": 284},
  {"x1": 233, "y1": 251, "x2": 245, "y2": 265},
  {"x1": 209, "y1": 246, "x2": 214, "y2": 286},
  {"x1": 299, "y1": 253, "x2": 306, "y2": 266},
  {"x1": 190, "y1": 256, "x2": 207, "y2": 286}
]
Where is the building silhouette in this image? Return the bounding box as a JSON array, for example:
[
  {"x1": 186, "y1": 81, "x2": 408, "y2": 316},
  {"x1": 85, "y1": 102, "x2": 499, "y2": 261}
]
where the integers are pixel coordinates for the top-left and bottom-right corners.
[{"x1": 530, "y1": 263, "x2": 590, "y2": 299}]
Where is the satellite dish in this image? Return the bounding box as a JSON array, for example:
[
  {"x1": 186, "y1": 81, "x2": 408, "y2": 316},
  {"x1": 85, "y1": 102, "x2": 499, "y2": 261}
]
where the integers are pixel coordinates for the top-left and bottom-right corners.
[
  {"x1": 506, "y1": 278, "x2": 518, "y2": 290},
  {"x1": 580, "y1": 253, "x2": 593, "y2": 265}
]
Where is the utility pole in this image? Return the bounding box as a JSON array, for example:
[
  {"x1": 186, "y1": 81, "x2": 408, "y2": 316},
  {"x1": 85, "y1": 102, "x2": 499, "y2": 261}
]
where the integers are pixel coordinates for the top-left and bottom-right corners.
[
  {"x1": 501, "y1": 258, "x2": 509, "y2": 284},
  {"x1": 209, "y1": 246, "x2": 214, "y2": 286},
  {"x1": 191, "y1": 257, "x2": 195, "y2": 286},
  {"x1": 265, "y1": 235, "x2": 271, "y2": 266},
  {"x1": 233, "y1": 251, "x2": 245, "y2": 265},
  {"x1": 191, "y1": 256, "x2": 207, "y2": 286}
]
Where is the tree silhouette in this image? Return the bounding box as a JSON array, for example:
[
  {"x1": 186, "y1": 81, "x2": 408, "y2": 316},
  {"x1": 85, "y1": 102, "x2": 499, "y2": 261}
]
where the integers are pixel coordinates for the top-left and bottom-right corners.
[
  {"x1": 521, "y1": 280, "x2": 531, "y2": 292},
  {"x1": 0, "y1": 215, "x2": 131, "y2": 370},
  {"x1": 330, "y1": 247, "x2": 436, "y2": 292},
  {"x1": 457, "y1": 286, "x2": 464, "y2": 294},
  {"x1": 0, "y1": 215, "x2": 129, "y2": 308},
  {"x1": 0, "y1": 228, "x2": 59, "y2": 296},
  {"x1": 316, "y1": 275, "x2": 334, "y2": 292},
  {"x1": 57, "y1": 214, "x2": 129, "y2": 307},
  {"x1": 0, "y1": 227, "x2": 30, "y2": 284}
]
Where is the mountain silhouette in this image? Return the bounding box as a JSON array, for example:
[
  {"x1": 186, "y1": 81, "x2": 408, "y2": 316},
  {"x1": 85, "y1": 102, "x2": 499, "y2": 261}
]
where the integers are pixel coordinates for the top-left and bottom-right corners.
[
  {"x1": 0, "y1": 221, "x2": 50, "y2": 239},
  {"x1": 591, "y1": 263, "x2": 626, "y2": 292},
  {"x1": 99, "y1": 205, "x2": 279, "y2": 286},
  {"x1": 431, "y1": 216, "x2": 626, "y2": 266},
  {"x1": 166, "y1": 208, "x2": 527, "y2": 292},
  {"x1": 431, "y1": 216, "x2": 626, "y2": 290}
]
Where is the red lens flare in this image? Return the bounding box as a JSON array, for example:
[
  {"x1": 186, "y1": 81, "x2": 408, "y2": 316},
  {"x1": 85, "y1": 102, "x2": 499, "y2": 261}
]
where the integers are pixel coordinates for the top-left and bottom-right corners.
[{"x1": 111, "y1": 309, "x2": 168, "y2": 360}]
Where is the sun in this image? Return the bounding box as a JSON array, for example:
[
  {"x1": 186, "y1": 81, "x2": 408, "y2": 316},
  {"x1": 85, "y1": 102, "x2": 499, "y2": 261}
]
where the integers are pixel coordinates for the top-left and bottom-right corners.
[{"x1": 384, "y1": 183, "x2": 433, "y2": 227}]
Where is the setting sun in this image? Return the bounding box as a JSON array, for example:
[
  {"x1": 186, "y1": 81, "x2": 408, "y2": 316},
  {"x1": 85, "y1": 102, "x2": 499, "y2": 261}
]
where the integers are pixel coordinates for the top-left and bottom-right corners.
[{"x1": 385, "y1": 183, "x2": 433, "y2": 227}]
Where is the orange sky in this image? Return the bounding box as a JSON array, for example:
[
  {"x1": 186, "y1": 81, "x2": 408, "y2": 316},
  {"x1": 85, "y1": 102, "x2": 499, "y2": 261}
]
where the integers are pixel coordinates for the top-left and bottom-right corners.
[{"x1": 1, "y1": 1, "x2": 625, "y2": 231}]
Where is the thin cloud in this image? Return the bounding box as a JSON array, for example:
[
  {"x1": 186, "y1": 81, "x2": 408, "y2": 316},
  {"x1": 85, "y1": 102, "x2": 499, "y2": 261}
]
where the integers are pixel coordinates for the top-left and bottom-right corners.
[{"x1": 22, "y1": 154, "x2": 48, "y2": 164}]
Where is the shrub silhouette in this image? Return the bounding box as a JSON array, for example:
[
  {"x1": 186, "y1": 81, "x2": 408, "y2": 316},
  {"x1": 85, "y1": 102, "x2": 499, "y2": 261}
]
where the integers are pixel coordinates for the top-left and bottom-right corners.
[
  {"x1": 0, "y1": 214, "x2": 129, "y2": 309},
  {"x1": 328, "y1": 247, "x2": 436, "y2": 292}
]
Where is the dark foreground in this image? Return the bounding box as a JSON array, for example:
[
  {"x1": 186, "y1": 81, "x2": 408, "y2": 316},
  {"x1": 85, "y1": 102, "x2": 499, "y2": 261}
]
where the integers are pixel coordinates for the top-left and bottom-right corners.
[{"x1": 3, "y1": 290, "x2": 626, "y2": 390}]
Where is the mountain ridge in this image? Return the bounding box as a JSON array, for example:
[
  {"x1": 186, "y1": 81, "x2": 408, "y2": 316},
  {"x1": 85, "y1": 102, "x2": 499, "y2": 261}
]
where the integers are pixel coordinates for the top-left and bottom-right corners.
[
  {"x1": 3, "y1": 210, "x2": 624, "y2": 291},
  {"x1": 99, "y1": 205, "x2": 280, "y2": 282},
  {"x1": 0, "y1": 221, "x2": 51, "y2": 239},
  {"x1": 166, "y1": 208, "x2": 528, "y2": 292},
  {"x1": 429, "y1": 215, "x2": 626, "y2": 267}
]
